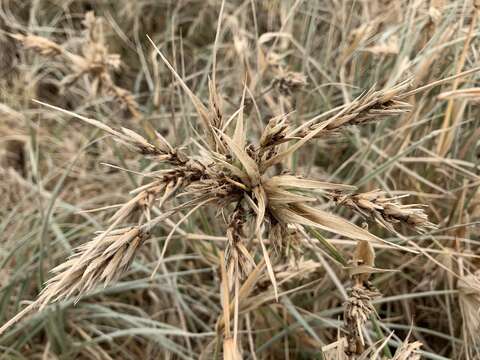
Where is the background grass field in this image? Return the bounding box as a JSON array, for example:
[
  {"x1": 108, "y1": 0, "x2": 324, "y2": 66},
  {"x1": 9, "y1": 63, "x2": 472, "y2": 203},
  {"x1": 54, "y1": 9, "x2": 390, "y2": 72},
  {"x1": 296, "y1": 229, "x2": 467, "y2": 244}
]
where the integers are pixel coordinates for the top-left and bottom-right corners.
[{"x1": 1, "y1": 0, "x2": 480, "y2": 359}]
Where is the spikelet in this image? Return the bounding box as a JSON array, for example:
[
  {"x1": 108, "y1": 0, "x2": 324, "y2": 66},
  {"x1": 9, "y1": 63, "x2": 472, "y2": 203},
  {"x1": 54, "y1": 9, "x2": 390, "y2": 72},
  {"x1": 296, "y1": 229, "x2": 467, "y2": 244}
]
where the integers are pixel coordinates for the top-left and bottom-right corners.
[
  {"x1": 332, "y1": 190, "x2": 436, "y2": 233},
  {"x1": 298, "y1": 80, "x2": 412, "y2": 138},
  {"x1": 0, "y1": 227, "x2": 148, "y2": 335},
  {"x1": 391, "y1": 337, "x2": 422, "y2": 360},
  {"x1": 273, "y1": 70, "x2": 307, "y2": 96},
  {"x1": 11, "y1": 34, "x2": 63, "y2": 56},
  {"x1": 37, "y1": 227, "x2": 148, "y2": 308},
  {"x1": 344, "y1": 238, "x2": 380, "y2": 355},
  {"x1": 344, "y1": 286, "x2": 381, "y2": 356}
]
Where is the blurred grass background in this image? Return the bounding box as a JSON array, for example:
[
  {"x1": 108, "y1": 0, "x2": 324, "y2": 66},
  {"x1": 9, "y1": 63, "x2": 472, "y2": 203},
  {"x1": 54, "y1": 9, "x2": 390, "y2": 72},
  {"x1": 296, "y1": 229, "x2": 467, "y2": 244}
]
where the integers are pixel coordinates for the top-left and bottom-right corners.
[{"x1": 1, "y1": 0, "x2": 480, "y2": 359}]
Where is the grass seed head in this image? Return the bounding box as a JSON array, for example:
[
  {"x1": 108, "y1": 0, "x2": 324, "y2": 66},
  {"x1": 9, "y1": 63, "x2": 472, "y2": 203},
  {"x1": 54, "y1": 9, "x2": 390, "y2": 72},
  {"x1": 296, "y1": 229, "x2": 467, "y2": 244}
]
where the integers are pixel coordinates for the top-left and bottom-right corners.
[
  {"x1": 344, "y1": 286, "x2": 381, "y2": 355},
  {"x1": 274, "y1": 70, "x2": 307, "y2": 96},
  {"x1": 332, "y1": 190, "x2": 436, "y2": 233},
  {"x1": 37, "y1": 227, "x2": 148, "y2": 308},
  {"x1": 11, "y1": 34, "x2": 64, "y2": 57},
  {"x1": 391, "y1": 338, "x2": 423, "y2": 360}
]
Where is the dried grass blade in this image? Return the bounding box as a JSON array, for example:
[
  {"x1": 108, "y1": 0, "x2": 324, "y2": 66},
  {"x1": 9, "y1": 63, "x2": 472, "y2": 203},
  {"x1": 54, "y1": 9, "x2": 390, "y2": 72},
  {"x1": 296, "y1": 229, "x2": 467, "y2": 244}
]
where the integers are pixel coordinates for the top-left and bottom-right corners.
[
  {"x1": 258, "y1": 230, "x2": 279, "y2": 301},
  {"x1": 221, "y1": 131, "x2": 260, "y2": 185},
  {"x1": 232, "y1": 85, "x2": 247, "y2": 148},
  {"x1": 32, "y1": 100, "x2": 127, "y2": 140},
  {"x1": 147, "y1": 35, "x2": 216, "y2": 147},
  {"x1": 265, "y1": 175, "x2": 356, "y2": 191},
  {"x1": 308, "y1": 227, "x2": 348, "y2": 266}
]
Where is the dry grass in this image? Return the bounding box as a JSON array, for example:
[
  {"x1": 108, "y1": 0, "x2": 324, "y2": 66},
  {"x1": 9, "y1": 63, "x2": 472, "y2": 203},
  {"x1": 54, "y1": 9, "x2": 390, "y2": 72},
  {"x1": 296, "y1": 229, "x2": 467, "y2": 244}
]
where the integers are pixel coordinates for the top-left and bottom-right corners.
[{"x1": 1, "y1": 0, "x2": 480, "y2": 359}]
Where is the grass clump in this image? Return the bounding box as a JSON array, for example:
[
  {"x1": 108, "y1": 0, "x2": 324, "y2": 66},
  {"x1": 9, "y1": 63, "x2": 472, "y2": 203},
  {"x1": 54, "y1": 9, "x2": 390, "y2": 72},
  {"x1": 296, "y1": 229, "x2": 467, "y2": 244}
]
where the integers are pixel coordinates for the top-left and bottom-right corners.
[{"x1": 1, "y1": 1, "x2": 480, "y2": 359}]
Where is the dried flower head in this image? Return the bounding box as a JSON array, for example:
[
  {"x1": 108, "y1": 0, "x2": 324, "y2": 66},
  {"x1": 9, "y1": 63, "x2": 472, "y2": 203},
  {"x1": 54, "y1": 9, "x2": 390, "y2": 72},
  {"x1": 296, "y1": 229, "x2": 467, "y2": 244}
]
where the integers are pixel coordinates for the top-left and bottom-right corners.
[
  {"x1": 274, "y1": 70, "x2": 307, "y2": 96},
  {"x1": 296, "y1": 79, "x2": 413, "y2": 138},
  {"x1": 332, "y1": 190, "x2": 436, "y2": 233},
  {"x1": 225, "y1": 207, "x2": 255, "y2": 280},
  {"x1": 13, "y1": 12, "x2": 140, "y2": 118},
  {"x1": 11, "y1": 34, "x2": 63, "y2": 56},
  {"x1": 37, "y1": 227, "x2": 148, "y2": 308},
  {"x1": 391, "y1": 337, "x2": 422, "y2": 360},
  {"x1": 0, "y1": 226, "x2": 149, "y2": 334},
  {"x1": 344, "y1": 285, "x2": 381, "y2": 355}
]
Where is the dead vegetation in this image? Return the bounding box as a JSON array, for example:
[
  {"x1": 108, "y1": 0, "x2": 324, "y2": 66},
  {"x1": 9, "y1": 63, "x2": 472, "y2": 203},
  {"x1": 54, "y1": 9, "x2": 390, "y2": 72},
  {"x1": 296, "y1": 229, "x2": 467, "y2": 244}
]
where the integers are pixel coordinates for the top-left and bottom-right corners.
[{"x1": 1, "y1": 0, "x2": 480, "y2": 359}]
